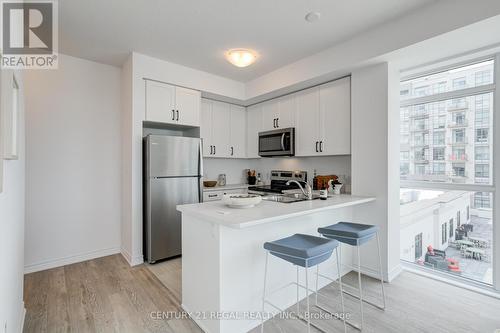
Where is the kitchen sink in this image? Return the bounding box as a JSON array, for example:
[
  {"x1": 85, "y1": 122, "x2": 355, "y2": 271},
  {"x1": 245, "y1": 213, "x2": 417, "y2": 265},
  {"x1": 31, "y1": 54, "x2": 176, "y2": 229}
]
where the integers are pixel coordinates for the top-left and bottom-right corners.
[{"x1": 261, "y1": 193, "x2": 320, "y2": 203}]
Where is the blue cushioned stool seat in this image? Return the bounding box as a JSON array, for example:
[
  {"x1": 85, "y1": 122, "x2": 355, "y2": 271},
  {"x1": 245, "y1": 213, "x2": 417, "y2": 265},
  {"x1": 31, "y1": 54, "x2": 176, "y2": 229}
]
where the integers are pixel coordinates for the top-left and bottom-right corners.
[
  {"x1": 264, "y1": 233, "x2": 339, "y2": 267},
  {"x1": 318, "y1": 222, "x2": 379, "y2": 246}
]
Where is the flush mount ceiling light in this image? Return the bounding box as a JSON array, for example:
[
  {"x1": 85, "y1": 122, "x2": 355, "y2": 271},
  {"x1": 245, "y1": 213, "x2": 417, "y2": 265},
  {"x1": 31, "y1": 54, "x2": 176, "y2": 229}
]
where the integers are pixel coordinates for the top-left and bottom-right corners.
[
  {"x1": 305, "y1": 12, "x2": 321, "y2": 23},
  {"x1": 225, "y1": 49, "x2": 258, "y2": 68}
]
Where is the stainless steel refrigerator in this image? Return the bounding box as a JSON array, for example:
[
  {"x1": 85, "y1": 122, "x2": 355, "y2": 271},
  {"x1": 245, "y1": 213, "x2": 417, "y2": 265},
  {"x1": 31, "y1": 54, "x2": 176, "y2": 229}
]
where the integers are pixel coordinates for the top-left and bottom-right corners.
[{"x1": 143, "y1": 135, "x2": 203, "y2": 263}]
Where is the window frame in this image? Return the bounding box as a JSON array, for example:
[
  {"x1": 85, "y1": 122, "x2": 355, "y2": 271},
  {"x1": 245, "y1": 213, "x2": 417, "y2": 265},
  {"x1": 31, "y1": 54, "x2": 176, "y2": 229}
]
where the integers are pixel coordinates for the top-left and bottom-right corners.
[{"x1": 400, "y1": 53, "x2": 500, "y2": 292}]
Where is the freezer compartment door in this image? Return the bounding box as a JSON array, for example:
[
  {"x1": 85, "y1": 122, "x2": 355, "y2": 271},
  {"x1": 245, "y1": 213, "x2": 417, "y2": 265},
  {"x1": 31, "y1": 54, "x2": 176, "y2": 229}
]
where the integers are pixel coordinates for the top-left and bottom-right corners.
[
  {"x1": 147, "y1": 135, "x2": 201, "y2": 177},
  {"x1": 147, "y1": 177, "x2": 200, "y2": 262}
]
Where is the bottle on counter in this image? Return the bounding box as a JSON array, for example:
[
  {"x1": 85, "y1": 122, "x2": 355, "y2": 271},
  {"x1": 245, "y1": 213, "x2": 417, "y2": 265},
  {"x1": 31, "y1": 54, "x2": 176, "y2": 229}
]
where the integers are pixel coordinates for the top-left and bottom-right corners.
[{"x1": 319, "y1": 185, "x2": 328, "y2": 200}]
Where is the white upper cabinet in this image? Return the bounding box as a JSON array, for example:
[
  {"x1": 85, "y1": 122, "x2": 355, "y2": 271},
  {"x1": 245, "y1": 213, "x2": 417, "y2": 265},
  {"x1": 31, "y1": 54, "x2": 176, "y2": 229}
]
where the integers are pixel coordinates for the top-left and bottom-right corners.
[
  {"x1": 261, "y1": 95, "x2": 295, "y2": 131},
  {"x1": 200, "y1": 98, "x2": 246, "y2": 159},
  {"x1": 277, "y1": 95, "x2": 295, "y2": 129},
  {"x1": 175, "y1": 86, "x2": 201, "y2": 126},
  {"x1": 211, "y1": 101, "x2": 231, "y2": 158},
  {"x1": 246, "y1": 104, "x2": 262, "y2": 159},
  {"x1": 261, "y1": 99, "x2": 279, "y2": 131},
  {"x1": 319, "y1": 77, "x2": 351, "y2": 155},
  {"x1": 295, "y1": 87, "x2": 321, "y2": 156},
  {"x1": 295, "y1": 77, "x2": 351, "y2": 156},
  {"x1": 229, "y1": 105, "x2": 246, "y2": 158},
  {"x1": 145, "y1": 80, "x2": 176, "y2": 124},
  {"x1": 200, "y1": 99, "x2": 213, "y2": 156},
  {"x1": 145, "y1": 80, "x2": 201, "y2": 126}
]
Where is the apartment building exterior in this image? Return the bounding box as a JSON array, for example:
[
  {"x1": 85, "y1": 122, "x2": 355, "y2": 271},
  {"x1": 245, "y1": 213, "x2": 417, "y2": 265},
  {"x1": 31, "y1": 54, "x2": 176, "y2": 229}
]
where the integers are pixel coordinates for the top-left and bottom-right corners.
[{"x1": 400, "y1": 60, "x2": 494, "y2": 210}]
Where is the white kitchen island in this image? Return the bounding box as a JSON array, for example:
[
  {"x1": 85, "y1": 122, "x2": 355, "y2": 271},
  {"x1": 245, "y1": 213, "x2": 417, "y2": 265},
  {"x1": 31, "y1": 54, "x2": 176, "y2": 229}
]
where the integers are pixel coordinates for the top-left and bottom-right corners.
[{"x1": 177, "y1": 195, "x2": 375, "y2": 333}]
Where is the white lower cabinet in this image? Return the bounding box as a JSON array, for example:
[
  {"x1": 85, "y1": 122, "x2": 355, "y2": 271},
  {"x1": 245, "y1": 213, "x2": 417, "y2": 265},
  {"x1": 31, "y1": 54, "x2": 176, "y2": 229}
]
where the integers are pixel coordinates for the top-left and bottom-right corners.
[
  {"x1": 200, "y1": 98, "x2": 246, "y2": 158},
  {"x1": 203, "y1": 188, "x2": 248, "y2": 202}
]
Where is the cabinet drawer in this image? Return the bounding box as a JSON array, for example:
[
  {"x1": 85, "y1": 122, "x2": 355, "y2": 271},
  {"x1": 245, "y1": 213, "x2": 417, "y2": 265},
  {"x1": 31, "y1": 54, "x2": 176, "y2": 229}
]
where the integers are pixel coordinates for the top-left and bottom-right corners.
[{"x1": 203, "y1": 188, "x2": 248, "y2": 201}]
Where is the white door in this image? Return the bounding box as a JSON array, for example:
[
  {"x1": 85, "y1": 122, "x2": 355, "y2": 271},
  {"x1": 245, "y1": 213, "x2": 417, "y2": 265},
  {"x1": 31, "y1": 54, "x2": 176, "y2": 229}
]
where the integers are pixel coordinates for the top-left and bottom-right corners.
[
  {"x1": 261, "y1": 100, "x2": 279, "y2": 131},
  {"x1": 145, "y1": 80, "x2": 176, "y2": 124},
  {"x1": 230, "y1": 105, "x2": 246, "y2": 158},
  {"x1": 211, "y1": 101, "x2": 230, "y2": 157},
  {"x1": 175, "y1": 86, "x2": 201, "y2": 126},
  {"x1": 200, "y1": 99, "x2": 213, "y2": 157},
  {"x1": 246, "y1": 104, "x2": 262, "y2": 158},
  {"x1": 320, "y1": 77, "x2": 351, "y2": 155},
  {"x1": 277, "y1": 95, "x2": 295, "y2": 129},
  {"x1": 295, "y1": 87, "x2": 320, "y2": 156}
]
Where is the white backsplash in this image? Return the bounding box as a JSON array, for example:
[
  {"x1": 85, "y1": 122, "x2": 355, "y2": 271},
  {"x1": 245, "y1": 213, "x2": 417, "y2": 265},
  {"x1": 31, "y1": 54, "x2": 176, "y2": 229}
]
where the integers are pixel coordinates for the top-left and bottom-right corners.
[{"x1": 203, "y1": 155, "x2": 351, "y2": 186}]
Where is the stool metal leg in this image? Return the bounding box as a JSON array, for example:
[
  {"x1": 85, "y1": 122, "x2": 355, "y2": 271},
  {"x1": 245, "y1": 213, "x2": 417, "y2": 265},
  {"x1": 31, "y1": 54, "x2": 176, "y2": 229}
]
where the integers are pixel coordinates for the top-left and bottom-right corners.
[
  {"x1": 376, "y1": 232, "x2": 386, "y2": 309},
  {"x1": 315, "y1": 265, "x2": 319, "y2": 306},
  {"x1": 336, "y1": 246, "x2": 347, "y2": 333},
  {"x1": 296, "y1": 266, "x2": 300, "y2": 316},
  {"x1": 261, "y1": 252, "x2": 269, "y2": 333},
  {"x1": 305, "y1": 262, "x2": 311, "y2": 333},
  {"x1": 356, "y1": 240, "x2": 364, "y2": 330}
]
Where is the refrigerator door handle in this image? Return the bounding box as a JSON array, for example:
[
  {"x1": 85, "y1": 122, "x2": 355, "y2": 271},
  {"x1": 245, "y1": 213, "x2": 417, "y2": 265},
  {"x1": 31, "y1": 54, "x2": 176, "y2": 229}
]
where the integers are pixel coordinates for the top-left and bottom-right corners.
[{"x1": 199, "y1": 139, "x2": 204, "y2": 203}]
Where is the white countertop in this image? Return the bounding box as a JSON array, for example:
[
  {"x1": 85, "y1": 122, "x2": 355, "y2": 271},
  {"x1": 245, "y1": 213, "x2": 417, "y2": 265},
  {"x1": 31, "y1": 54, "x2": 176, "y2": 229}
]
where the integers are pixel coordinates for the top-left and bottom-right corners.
[
  {"x1": 203, "y1": 183, "x2": 249, "y2": 192},
  {"x1": 177, "y1": 194, "x2": 375, "y2": 228}
]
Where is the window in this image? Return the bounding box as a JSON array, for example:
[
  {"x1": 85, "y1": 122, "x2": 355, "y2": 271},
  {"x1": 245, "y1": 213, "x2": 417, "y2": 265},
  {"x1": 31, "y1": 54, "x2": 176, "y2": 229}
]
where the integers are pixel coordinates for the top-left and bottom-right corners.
[
  {"x1": 400, "y1": 162, "x2": 409, "y2": 176},
  {"x1": 449, "y1": 218, "x2": 454, "y2": 238},
  {"x1": 433, "y1": 147, "x2": 445, "y2": 160},
  {"x1": 452, "y1": 164, "x2": 465, "y2": 177},
  {"x1": 475, "y1": 70, "x2": 493, "y2": 85},
  {"x1": 474, "y1": 192, "x2": 491, "y2": 209},
  {"x1": 400, "y1": 59, "x2": 496, "y2": 287},
  {"x1": 441, "y1": 223, "x2": 448, "y2": 244},
  {"x1": 453, "y1": 77, "x2": 466, "y2": 90},
  {"x1": 433, "y1": 163, "x2": 445, "y2": 175},
  {"x1": 433, "y1": 132, "x2": 445, "y2": 145},
  {"x1": 415, "y1": 233, "x2": 423, "y2": 260},
  {"x1": 476, "y1": 128, "x2": 489, "y2": 143},
  {"x1": 400, "y1": 151, "x2": 409, "y2": 160},
  {"x1": 453, "y1": 129, "x2": 466, "y2": 143},
  {"x1": 475, "y1": 146, "x2": 489, "y2": 161},
  {"x1": 475, "y1": 94, "x2": 490, "y2": 126},
  {"x1": 475, "y1": 164, "x2": 489, "y2": 178},
  {"x1": 452, "y1": 147, "x2": 466, "y2": 161}
]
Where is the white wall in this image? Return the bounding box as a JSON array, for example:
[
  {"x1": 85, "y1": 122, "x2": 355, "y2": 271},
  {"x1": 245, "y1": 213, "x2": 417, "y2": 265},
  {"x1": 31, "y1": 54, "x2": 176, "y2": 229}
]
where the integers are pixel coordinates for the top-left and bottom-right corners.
[
  {"x1": 203, "y1": 156, "x2": 351, "y2": 187},
  {"x1": 24, "y1": 54, "x2": 122, "y2": 273},
  {"x1": 0, "y1": 69, "x2": 26, "y2": 333},
  {"x1": 351, "y1": 62, "x2": 401, "y2": 281}
]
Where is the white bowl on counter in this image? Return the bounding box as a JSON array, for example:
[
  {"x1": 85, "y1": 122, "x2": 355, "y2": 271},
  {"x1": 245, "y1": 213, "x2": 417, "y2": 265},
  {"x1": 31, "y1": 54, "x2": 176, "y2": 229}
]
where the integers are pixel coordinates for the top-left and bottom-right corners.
[{"x1": 222, "y1": 194, "x2": 262, "y2": 208}]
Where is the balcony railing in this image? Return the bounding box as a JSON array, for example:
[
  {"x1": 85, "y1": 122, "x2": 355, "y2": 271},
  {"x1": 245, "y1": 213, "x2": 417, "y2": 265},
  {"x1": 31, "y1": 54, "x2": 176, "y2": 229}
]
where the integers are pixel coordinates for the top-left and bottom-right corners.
[
  {"x1": 448, "y1": 154, "x2": 468, "y2": 161},
  {"x1": 448, "y1": 138, "x2": 468, "y2": 145},
  {"x1": 448, "y1": 121, "x2": 468, "y2": 128},
  {"x1": 447, "y1": 102, "x2": 469, "y2": 111}
]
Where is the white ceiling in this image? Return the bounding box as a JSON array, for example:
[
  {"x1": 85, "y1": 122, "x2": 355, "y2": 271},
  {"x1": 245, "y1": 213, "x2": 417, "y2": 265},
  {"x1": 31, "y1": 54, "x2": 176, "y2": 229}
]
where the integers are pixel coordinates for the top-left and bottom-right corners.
[{"x1": 60, "y1": 0, "x2": 437, "y2": 82}]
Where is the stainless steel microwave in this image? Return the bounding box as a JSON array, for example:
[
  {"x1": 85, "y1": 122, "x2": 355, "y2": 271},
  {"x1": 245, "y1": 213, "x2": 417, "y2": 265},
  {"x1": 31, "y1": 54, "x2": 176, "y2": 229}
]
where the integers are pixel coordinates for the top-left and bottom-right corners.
[{"x1": 258, "y1": 128, "x2": 295, "y2": 157}]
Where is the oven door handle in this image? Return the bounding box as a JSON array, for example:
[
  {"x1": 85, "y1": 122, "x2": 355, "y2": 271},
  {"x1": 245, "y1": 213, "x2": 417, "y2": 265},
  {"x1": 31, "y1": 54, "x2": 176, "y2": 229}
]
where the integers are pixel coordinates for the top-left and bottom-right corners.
[{"x1": 281, "y1": 133, "x2": 286, "y2": 151}]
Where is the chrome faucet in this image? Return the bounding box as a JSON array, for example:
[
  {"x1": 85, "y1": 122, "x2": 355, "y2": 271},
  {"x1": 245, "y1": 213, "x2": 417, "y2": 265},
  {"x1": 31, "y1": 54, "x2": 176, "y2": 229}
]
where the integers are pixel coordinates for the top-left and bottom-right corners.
[{"x1": 286, "y1": 180, "x2": 313, "y2": 200}]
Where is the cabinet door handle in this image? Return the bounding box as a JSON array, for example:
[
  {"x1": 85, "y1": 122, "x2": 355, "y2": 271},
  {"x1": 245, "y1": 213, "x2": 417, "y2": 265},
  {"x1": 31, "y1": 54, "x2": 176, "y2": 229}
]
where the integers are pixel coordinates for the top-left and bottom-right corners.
[
  {"x1": 276, "y1": 118, "x2": 279, "y2": 128},
  {"x1": 315, "y1": 141, "x2": 319, "y2": 153},
  {"x1": 214, "y1": 146, "x2": 216, "y2": 155},
  {"x1": 208, "y1": 194, "x2": 218, "y2": 198},
  {"x1": 319, "y1": 141, "x2": 323, "y2": 152},
  {"x1": 210, "y1": 145, "x2": 213, "y2": 155},
  {"x1": 272, "y1": 118, "x2": 276, "y2": 128},
  {"x1": 171, "y1": 109, "x2": 175, "y2": 120},
  {"x1": 230, "y1": 146, "x2": 234, "y2": 156},
  {"x1": 176, "y1": 110, "x2": 179, "y2": 121}
]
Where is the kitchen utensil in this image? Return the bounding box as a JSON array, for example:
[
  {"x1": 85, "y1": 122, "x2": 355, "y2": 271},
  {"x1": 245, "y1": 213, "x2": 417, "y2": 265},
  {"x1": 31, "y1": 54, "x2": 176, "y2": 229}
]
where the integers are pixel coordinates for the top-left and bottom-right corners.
[{"x1": 218, "y1": 174, "x2": 226, "y2": 186}]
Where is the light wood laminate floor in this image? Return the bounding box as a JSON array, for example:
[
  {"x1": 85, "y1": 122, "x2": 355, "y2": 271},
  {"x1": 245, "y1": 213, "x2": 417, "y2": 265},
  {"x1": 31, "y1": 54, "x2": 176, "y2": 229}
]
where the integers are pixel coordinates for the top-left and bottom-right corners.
[{"x1": 24, "y1": 254, "x2": 500, "y2": 333}]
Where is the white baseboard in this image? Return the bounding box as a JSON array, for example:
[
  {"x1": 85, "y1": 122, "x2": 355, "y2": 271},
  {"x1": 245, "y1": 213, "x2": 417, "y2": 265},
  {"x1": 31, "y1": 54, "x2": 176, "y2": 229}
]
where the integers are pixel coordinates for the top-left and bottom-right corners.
[
  {"x1": 350, "y1": 263, "x2": 402, "y2": 283},
  {"x1": 120, "y1": 247, "x2": 144, "y2": 266},
  {"x1": 24, "y1": 247, "x2": 120, "y2": 274}
]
